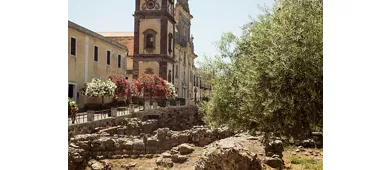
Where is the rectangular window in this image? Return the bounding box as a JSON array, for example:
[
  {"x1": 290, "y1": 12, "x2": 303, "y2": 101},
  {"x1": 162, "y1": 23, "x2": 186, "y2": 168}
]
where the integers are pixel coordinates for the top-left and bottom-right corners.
[
  {"x1": 94, "y1": 46, "x2": 99, "y2": 62},
  {"x1": 107, "y1": 50, "x2": 111, "y2": 65},
  {"x1": 70, "y1": 37, "x2": 76, "y2": 56},
  {"x1": 118, "y1": 55, "x2": 121, "y2": 68}
]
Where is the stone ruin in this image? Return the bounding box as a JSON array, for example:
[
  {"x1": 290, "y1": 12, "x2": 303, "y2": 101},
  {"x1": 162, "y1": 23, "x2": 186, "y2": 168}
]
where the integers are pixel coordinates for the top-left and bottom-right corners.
[
  {"x1": 68, "y1": 106, "x2": 204, "y2": 138},
  {"x1": 69, "y1": 125, "x2": 235, "y2": 170},
  {"x1": 155, "y1": 143, "x2": 196, "y2": 168},
  {"x1": 68, "y1": 105, "x2": 303, "y2": 170},
  {"x1": 195, "y1": 136, "x2": 263, "y2": 170},
  {"x1": 68, "y1": 106, "x2": 237, "y2": 170}
]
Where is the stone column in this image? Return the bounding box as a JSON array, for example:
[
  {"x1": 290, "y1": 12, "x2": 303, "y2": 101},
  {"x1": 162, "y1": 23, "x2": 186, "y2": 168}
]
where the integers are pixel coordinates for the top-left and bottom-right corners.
[
  {"x1": 87, "y1": 111, "x2": 94, "y2": 122},
  {"x1": 111, "y1": 107, "x2": 117, "y2": 117}
]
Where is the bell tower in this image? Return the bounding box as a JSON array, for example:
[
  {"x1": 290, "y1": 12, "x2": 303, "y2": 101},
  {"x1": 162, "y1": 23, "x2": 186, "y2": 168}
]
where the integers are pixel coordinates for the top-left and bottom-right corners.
[{"x1": 133, "y1": 0, "x2": 176, "y2": 80}]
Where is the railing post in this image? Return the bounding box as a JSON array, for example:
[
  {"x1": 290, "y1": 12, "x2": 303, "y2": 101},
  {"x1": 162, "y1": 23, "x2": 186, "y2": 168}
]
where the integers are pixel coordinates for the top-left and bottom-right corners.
[
  {"x1": 153, "y1": 101, "x2": 158, "y2": 109},
  {"x1": 145, "y1": 100, "x2": 150, "y2": 110},
  {"x1": 111, "y1": 107, "x2": 117, "y2": 117},
  {"x1": 166, "y1": 101, "x2": 170, "y2": 107},
  {"x1": 129, "y1": 104, "x2": 134, "y2": 113},
  {"x1": 176, "y1": 100, "x2": 180, "y2": 106},
  {"x1": 87, "y1": 111, "x2": 94, "y2": 122}
]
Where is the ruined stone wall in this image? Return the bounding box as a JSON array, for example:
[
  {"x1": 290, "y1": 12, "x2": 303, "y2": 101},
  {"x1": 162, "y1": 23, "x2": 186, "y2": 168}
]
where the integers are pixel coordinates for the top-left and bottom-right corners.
[
  {"x1": 68, "y1": 106, "x2": 203, "y2": 138},
  {"x1": 68, "y1": 126, "x2": 234, "y2": 170},
  {"x1": 68, "y1": 105, "x2": 228, "y2": 170}
]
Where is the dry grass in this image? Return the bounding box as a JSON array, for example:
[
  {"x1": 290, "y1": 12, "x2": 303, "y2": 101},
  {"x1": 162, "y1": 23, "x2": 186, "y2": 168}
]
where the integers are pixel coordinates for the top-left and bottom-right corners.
[{"x1": 282, "y1": 147, "x2": 323, "y2": 170}]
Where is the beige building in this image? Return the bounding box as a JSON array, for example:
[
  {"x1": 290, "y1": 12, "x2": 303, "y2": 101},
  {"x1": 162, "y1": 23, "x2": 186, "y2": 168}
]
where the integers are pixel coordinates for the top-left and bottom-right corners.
[
  {"x1": 98, "y1": 32, "x2": 135, "y2": 81},
  {"x1": 68, "y1": 21, "x2": 128, "y2": 109},
  {"x1": 70, "y1": 0, "x2": 211, "y2": 106}
]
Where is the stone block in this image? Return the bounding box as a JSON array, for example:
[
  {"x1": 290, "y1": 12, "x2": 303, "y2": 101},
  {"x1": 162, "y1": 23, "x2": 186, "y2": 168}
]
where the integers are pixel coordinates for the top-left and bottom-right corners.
[
  {"x1": 147, "y1": 137, "x2": 159, "y2": 146},
  {"x1": 142, "y1": 120, "x2": 158, "y2": 134}
]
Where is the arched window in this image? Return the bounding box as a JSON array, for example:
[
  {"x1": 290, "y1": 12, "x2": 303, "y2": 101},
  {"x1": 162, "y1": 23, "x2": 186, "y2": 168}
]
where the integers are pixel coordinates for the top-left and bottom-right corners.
[
  {"x1": 146, "y1": 34, "x2": 154, "y2": 48},
  {"x1": 143, "y1": 29, "x2": 157, "y2": 52}
]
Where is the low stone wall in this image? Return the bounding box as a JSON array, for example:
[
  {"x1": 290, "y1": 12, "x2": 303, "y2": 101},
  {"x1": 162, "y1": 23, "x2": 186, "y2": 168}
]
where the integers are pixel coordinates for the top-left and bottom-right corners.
[
  {"x1": 69, "y1": 106, "x2": 203, "y2": 138},
  {"x1": 68, "y1": 126, "x2": 234, "y2": 170}
]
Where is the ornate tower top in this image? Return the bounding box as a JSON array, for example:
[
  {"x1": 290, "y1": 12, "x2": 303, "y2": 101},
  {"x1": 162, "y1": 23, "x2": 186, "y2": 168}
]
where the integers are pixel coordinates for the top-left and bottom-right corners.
[{"x1": 177, "y1": 0, "x2": 190, "y2": 13}]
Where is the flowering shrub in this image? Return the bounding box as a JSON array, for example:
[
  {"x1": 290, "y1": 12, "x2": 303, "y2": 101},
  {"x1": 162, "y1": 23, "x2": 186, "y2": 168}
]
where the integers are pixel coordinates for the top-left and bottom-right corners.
[
  {"x1": 108, "y1": 74, "x2": 130, "y2": 99},
  {"x1": 81, "y1": 78, "x2": 117, "y2": 98},
  {"x1": 79, "y1": 78, "x2": 117, "y2": 108},
  {"x1": 132, "y1": 74, "x2": 170, "y2": 100},
  {"x1": 165, "y1": 80, "x2": 177, "y2": 100},
  {"x1": 127, "y1": 80, "x2": 137, "y2": 97}
]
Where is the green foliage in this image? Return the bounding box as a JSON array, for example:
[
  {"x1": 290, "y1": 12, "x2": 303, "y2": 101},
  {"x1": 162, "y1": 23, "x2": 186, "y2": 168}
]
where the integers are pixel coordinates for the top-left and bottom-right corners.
[{"x1": 198, "y1": 0, "x2": 323, "y2": 139}]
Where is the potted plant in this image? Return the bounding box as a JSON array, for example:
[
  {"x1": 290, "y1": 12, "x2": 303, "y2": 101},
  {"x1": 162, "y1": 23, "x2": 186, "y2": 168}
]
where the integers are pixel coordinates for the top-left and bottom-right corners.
[
  {"x1": 79, "y1": 78, "x2": 117, "y2": 117},
  {"x1": 68, "y1": 98, "x2": 79, "y2": 124}
]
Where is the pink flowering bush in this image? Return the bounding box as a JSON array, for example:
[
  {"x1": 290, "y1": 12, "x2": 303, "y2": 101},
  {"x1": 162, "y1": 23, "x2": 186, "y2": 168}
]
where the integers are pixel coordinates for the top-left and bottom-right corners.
[
  {"x1": 132, "y1": 74, "x2": 171, "y2": 102},
  {"x1": 108, "y1": 74, "x2": 130, "y2": 101}
]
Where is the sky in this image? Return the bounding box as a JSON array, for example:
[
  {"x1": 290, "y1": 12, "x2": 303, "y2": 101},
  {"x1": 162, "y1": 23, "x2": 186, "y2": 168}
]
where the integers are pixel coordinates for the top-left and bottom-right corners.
[{"x1": 68, "y1": 0, "x2": 275, "y2": 66}]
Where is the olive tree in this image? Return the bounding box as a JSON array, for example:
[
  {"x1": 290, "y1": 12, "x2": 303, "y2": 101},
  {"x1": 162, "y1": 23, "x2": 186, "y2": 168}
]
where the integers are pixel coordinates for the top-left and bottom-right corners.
[{"x1": 198, "y1": 0, "x2": 323, "y2": 140}]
